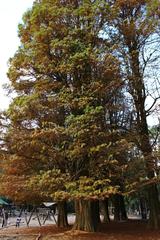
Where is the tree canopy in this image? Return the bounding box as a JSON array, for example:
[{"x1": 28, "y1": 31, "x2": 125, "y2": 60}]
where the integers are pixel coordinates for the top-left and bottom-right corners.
[{"x1": 0, "y1": 0, "x2": 160, "y2": 232}]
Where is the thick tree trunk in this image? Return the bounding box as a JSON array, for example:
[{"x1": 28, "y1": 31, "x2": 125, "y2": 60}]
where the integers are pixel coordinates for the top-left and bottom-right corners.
[
  {"x1": 100, "y1": 199, "x2": 110, "y2": 223},
  {"x1": 73, "y1": 199, "x2": 97, "y2": 232},
  {"x1": 91, "y1": 200, "x2": 100, "y2": 227},
  {"x1": 114, "y1": 194, "x2": 120, "y2": 222},
  {"x1": 148, "y1": 184, "x2": 160, "y2": 229},
  {"x1": 57, "y1": 201, "x2": 68, "y2": 228},
  {"x1": 141, "y1": 132, "x2": 160, "y2": 228},
  {"x1": 114, "y1": 194, "x2": 127, "y2": 221},
  {"x1": 138, "y1": 146, "x2": 160, "y2": 228},
  {"x1": 119, "y1": 195, "x2": 127, "y2": 221}
]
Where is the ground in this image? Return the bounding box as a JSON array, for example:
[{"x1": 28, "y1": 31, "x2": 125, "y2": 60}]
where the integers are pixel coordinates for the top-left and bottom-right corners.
[{"x1": 0, "y1": 220, "x2": 160, "y2": 240}]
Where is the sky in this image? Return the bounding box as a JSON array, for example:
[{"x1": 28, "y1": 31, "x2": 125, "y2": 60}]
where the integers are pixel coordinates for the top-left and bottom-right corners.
[
  {"x1": 0, "y1": 0, "x2": 158, "y2": 126},
  {"x1": 0, "y1": 0, "x2": 34, "y2": 109}
]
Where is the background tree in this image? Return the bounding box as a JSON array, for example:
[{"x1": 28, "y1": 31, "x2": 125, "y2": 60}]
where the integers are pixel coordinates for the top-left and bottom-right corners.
[{"x1": 105, "y1": 0, "x2": 160, "y2": 228}]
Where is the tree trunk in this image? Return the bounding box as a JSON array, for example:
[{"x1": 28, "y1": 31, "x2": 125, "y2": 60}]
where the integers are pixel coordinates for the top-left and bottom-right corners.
[
  {"x1": 114, "y1": 194, "x2": 120, "y2": 222},
  {"x1": 73, "y1": 199, "x2": 97, "y2": 232},
  {"x1": 139, "y1": 196, "x2": 147, "y2": 220},
  {"x1": 119, "y1": 195, "x2": 127, "y2": 221},
  {"x1": 91, "y1": 200, "x2": 100, "y2": 227},
  {"x1": 148, "y1": 184, "x2": 160, "y2": 229},
  {"x1": 114, "y1": 194, "x2": 127, "y2": 221},
  {"x1": 100, "y1": 199, "x2": 110, "y2": 223},
  {"x1": 57, "y1": 201, "x2": 68, "y2": 228},
  {"x1": 140, "y1": 133, "x2": 160, "y2": 228}
]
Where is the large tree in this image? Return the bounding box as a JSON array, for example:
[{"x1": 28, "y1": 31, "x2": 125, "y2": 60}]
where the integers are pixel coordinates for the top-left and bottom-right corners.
[
  {"x1": 0, "y1": 0, "x2": 126, "y2": 232},
  {"x1": 1, "y1": 0, "x2": 159, "y2": 232},
  {"x1": 104, "y1": 0, "x2": 160, "y2": 228}
]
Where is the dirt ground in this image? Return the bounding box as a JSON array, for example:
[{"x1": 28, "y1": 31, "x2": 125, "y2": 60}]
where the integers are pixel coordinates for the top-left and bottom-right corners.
[{"x1": 0, "y1": 220, "x2": 160, "y2": 240}]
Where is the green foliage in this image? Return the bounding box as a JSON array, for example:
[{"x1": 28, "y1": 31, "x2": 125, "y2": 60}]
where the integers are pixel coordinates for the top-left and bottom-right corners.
[{"x1": 65, "y1": 177, "x2": 119, "y2": 200}]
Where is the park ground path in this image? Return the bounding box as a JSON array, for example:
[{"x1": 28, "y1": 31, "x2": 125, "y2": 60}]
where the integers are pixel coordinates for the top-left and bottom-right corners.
[{"x1": 0, "y1": 220, "x2": 160, "y2": 240}]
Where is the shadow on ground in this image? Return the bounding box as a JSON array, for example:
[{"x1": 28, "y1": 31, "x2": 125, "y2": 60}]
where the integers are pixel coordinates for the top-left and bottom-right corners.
[{"x1": 0, "y1": 220, "x2": 160, "y2": 240}]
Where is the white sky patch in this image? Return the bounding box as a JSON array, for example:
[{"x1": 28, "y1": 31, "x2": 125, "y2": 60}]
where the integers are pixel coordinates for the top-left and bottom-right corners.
[{"x1": 0, "y1": 0, "x2": 34, "y2": 109}]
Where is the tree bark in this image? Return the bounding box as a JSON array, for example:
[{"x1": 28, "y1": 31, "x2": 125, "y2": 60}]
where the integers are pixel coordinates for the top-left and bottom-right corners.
[
  {"x1": 148, "y1": 184, "x2": 160, "y2": 229},
  {"x1": 73, "y1": 199, "x2": 97, "y2": 232},
  {"x1": 114, "y1": 194, "x2": 120, "y2": 222},
  {"x1": 57, "y1": 201, "x2": 68, "y2": 228},
  {"x1": 114, "y1": 194, "x2": 127, "y2": 221},
  {"x1": 119, "y1": 195, "x2": 127, "y2": 221},
  {"x1": 140, "y1": 122, "x2": 160, "y2": 228},
  {"x1": 100, "y1": 199, "x2": 110, "y2": 223},
  {"x1": 91, "y1": 200, "x2": 100, "y2": 227}
]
